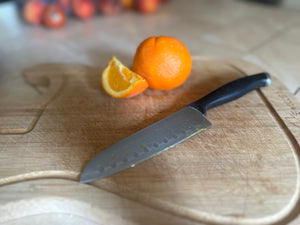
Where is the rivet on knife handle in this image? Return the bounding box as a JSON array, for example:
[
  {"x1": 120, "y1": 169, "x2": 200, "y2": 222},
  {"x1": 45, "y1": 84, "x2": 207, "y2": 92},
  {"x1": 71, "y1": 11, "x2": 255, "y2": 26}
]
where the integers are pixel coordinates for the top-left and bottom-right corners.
[{"x1": 189, "y1": 72, "x2": 271, "y2": 115}]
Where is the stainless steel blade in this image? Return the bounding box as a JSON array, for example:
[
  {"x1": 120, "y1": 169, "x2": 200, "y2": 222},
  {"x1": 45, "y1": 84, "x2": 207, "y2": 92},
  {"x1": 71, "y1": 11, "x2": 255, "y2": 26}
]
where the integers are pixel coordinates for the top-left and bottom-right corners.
[{"x1": 80, "y1": 106, "x2": 211, "y2": 183}]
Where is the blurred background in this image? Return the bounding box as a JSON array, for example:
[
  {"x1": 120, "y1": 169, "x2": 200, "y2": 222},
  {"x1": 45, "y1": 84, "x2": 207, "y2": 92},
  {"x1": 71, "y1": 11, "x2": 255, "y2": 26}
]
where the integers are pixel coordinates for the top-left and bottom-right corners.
[{"x1": 0, "y1": 0, "x2": 299, "y2": 100}]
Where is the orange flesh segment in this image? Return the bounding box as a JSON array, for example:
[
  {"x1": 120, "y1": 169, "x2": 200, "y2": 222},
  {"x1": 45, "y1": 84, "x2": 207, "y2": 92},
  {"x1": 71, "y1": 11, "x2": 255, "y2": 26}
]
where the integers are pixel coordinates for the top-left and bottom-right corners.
[
  {"x1": 101, "y1": 56, "x2": 148, "y2": 98},
  {"x1": 107, "y1": 61, "x2": 132, "y2": 92}
]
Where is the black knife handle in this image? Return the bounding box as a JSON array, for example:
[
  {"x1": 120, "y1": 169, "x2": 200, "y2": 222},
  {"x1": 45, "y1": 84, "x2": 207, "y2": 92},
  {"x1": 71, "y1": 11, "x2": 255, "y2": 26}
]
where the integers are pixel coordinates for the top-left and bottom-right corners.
[{"x1": 189, "y1": 72, "x2": 271, "y2": 115}]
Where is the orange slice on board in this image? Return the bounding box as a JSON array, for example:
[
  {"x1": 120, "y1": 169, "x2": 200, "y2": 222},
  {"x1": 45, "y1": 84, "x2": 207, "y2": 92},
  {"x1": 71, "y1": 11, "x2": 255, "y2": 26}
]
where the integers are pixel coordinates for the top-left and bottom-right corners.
[{"x1": 101, "y1": 56, "x2": 149, "y2": 98}]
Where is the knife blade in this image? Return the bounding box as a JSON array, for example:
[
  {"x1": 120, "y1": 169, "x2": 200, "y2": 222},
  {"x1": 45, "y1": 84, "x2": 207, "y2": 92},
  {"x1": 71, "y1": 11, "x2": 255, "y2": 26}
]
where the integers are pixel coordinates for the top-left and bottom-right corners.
[{"x1": 80, "y1": 72, "x2": 271, "y2": 183}]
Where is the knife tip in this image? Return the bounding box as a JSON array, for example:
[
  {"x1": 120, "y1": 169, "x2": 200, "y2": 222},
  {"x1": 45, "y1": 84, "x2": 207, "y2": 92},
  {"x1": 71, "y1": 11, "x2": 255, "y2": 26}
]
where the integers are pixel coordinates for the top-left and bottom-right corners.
[
  {"x1": 79, "y1": 177, "x2": 89, "y2": 184},
  {"x1": 79, "y1": 173, "x2": 95, "y2": 184},
  {"x1": 79, "y1": 171, "x2": 108, "y2": 183}
]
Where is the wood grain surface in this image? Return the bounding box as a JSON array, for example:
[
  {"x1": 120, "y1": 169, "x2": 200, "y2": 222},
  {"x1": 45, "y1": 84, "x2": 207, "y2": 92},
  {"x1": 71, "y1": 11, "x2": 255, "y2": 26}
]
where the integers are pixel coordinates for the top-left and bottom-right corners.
[{"x1": 0, "y1": 58, "x2": 299, "y2": 225}]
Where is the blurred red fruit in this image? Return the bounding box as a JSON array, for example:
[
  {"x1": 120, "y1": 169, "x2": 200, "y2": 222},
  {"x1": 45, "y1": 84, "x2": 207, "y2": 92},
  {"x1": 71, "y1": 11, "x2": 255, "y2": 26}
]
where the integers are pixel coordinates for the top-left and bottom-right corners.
[
  {"x1": 23, "y1": 0, "x2": 46, "y2": 25},
  {"x1": 135, "y1": 0, "x2": 160, "y2": 14},
  {"x1": 72, "y1": 0, "x2": 95, "y2": 19},
  {"x1": 43, "y1": 5, "x2": 67, "y2": 29},
  {"x1": 98, "y1": 0, "x2": 122, "y2": 15}
]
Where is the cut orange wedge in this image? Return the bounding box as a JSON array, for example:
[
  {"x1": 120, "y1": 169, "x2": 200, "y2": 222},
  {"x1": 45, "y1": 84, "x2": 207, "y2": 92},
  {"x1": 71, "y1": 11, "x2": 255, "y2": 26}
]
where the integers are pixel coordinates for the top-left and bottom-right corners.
[{"x1": 101, "y1": 56, "x2": 149, "y2": 98}]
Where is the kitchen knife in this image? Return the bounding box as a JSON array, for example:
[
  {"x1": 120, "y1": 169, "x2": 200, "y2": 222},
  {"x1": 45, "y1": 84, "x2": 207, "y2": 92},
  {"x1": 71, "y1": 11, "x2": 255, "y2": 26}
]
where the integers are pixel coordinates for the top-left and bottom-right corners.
[{"x1": 80, "y1": 73, "x2": 271, "y2": 183}]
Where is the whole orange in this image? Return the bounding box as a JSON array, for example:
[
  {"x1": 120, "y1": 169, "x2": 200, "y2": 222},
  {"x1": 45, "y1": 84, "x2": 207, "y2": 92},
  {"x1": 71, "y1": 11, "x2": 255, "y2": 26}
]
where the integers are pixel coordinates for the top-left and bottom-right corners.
[{"x1": 132, "y1": 36, "x2": 192, "y2": 90}]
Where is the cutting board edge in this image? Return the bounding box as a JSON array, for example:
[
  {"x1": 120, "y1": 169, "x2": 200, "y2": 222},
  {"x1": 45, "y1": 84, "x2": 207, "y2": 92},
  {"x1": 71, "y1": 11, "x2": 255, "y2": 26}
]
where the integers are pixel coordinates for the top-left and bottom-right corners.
[{"x1": 224, "y1": 58, "x2": 300, "y2": 225}]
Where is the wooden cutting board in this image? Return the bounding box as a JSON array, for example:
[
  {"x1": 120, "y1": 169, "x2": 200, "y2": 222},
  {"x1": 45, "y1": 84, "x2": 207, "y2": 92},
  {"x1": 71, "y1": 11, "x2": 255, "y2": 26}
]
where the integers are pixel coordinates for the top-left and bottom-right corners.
[{"x1": 0, "y1": 57, "x2": 299, "y2": 225}]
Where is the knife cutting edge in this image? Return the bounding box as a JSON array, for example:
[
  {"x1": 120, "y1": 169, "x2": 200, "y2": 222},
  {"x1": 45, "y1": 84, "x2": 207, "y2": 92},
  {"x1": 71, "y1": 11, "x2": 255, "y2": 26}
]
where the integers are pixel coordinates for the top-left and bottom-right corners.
[{"x1": 80, "y1": 73, "x2": 271, "y2": 183}]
